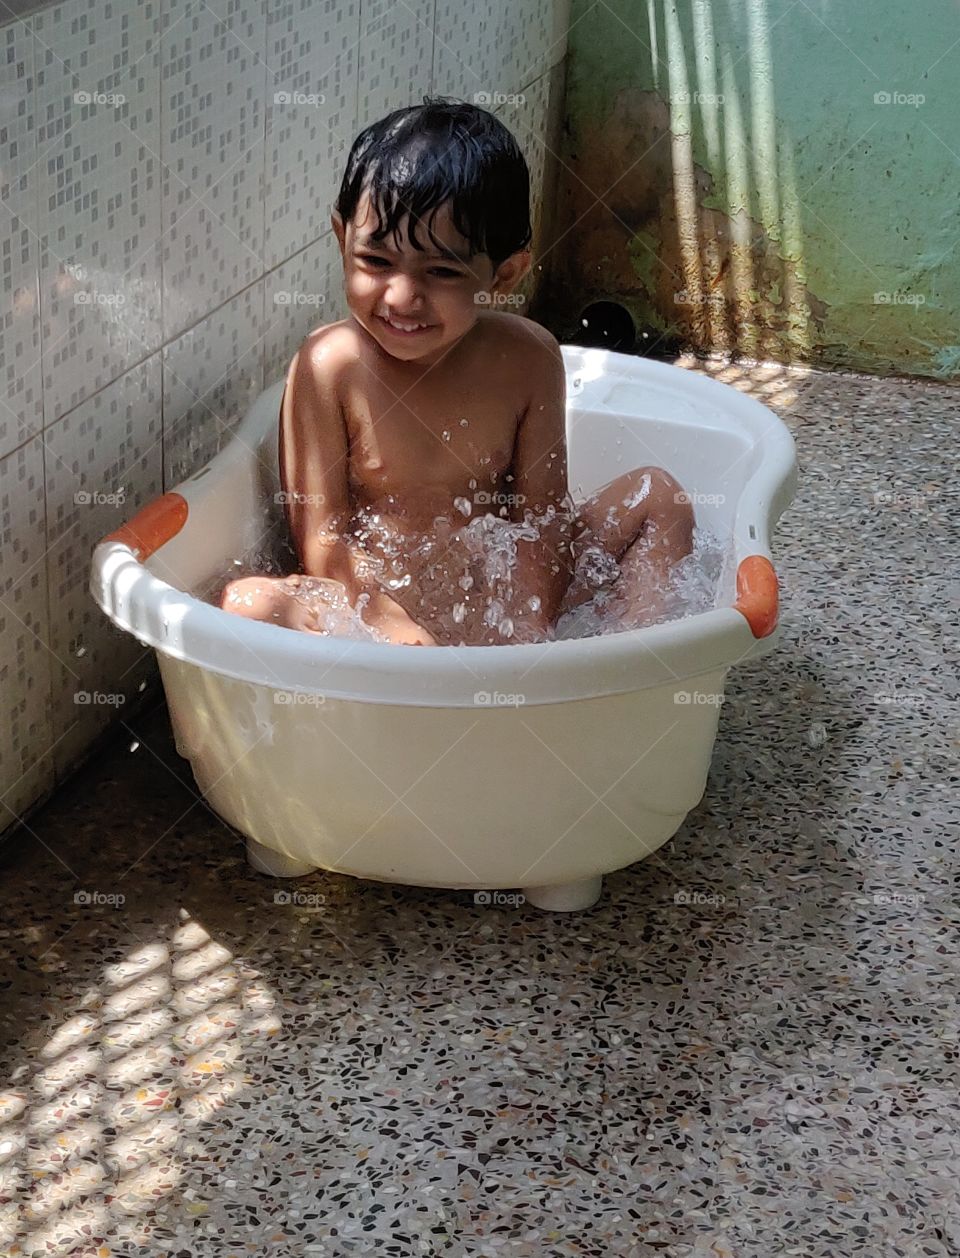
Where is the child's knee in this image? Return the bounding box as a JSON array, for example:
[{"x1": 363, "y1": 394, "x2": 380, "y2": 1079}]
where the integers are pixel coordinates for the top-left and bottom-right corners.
[{"x1": 221, "y1": 576, "x2": 284, "y2": 621}]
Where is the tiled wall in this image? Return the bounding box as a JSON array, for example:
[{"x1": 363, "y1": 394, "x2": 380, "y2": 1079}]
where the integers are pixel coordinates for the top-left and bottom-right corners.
[{"x1": 0, "y1": 0, "x2": 571, "y2": 836}]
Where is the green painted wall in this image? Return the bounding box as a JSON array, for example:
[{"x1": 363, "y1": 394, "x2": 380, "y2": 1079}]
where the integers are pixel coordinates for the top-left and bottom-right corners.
[{"x1": 548, "y1": 0, "x2": 959, "y2": 378}]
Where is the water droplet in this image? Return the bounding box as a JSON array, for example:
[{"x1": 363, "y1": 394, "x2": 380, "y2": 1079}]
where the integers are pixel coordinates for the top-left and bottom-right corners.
[
  {"x1": 528, "y1": 596, "x2": 541, "y2": 612},
  {"x1": 468, "y1": 478, "x2": 477, "y2": 490},
  {"x1": 452, "y1": 602, "x2": 466, "y2": 624},
  {"x1": 454, "y1": 496, "x2": 472, "y2": 517},
  {"x1": 441, "y1": 430, "x2": 451, "y2": 442},
  {"x1": 498, "y1": 617, "x2": 514, "y2": 638},
  {"x1": 459, "y1": 417, "x2": 468, "y2": 427},
  {"x1": 459, "y1": 574, "x2": 474, "y2": 591}
]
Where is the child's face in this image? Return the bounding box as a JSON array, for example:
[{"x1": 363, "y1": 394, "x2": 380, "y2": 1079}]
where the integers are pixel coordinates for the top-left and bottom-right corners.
[{"x1": 332, "y1": 191, "x2": 529, "y2": 366}]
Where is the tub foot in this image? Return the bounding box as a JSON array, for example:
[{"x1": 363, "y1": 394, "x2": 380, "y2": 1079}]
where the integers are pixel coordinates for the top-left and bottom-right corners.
[
  {"x1": 522, "y1": 876, "x2": 603, "y2": 912},
  {"x1": 246, "y1": 837, "x2": 318, "y2": 878}
]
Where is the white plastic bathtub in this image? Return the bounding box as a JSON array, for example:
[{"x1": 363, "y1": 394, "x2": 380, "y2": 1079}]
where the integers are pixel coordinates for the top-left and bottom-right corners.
[{"x1": 90, "y1": 346, "x2": 797, "y2": 911}]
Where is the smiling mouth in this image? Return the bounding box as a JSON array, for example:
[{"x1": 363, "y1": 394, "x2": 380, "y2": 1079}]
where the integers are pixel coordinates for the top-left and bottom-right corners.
[{"x1": 377, "y1": 313, "x2": 434, "y2": 336}]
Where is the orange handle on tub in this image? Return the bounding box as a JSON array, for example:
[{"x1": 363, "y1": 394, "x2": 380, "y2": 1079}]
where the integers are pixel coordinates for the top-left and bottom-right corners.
[
  {"x1": 101, "y1": 492, "x2": 189, "y2": 561},
  {"x1": 734, "y1": 555, "x2": 779, "y2": 638}
]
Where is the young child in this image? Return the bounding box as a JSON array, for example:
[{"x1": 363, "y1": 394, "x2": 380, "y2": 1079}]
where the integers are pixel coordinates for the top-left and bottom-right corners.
[{"x1": 221, "y1": 98, "x2": 694, "y2": 646}]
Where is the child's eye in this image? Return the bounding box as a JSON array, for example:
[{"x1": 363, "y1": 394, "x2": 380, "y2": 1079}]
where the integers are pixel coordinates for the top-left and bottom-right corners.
[
  {"x1": 359, "y1": 254, "x2": 391, "y2": 268},
  {"x1": 429, "y1": 266, "x2": 465, "y2": 279}
]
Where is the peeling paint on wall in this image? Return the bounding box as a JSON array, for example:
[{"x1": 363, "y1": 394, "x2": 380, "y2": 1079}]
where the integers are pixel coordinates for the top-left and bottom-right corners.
[{"x1": 547, "y1": 0, "x2": 959, "y2": 382}]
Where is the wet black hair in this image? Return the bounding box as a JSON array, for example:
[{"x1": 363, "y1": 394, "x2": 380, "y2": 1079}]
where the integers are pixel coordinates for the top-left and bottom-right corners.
[{"x1": 334, "y1": 96, "x2": 532, "y2": 269}]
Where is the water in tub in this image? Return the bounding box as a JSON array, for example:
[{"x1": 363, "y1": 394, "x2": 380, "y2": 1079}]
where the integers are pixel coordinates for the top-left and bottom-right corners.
[{"x1": 205, "y1": 496, "x2": 728, "y2": 645}]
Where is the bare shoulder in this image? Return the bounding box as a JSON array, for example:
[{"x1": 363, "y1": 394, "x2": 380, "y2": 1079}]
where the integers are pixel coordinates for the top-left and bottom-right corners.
[
  {"x1": 474, "y1": 312, "x2": 563, "y2": 395},
  {"x1": 294, "y1": 320, "x2": 363, "y2": 380},
  {"x1": 477, "y1": 310, "x2": 561, "y2": 358},
  {"x1": 280, "y1": 323, "x2": 367, "y2": 429}
]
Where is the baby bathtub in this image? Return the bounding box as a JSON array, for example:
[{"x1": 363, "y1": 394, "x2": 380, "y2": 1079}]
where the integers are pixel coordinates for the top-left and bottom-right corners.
[{"x1": 90, "y1": 346, "x2": 797, "y2": 911}]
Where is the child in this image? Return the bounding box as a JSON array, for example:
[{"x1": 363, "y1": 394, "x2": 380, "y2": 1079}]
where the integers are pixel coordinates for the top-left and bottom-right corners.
[{"x1": 221, "y1": 98, "x2": 694, "y2": 646}]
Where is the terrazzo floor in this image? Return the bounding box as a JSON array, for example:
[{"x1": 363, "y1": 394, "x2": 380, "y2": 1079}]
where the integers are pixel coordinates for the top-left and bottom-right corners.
[{"x1": 1, "y1": 359, "x2": 958, "y2": 1257}]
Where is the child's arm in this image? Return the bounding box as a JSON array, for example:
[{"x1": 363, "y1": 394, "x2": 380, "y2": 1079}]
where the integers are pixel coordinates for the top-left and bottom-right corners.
[
  {"x1": 506, "y1": 325, "x2": 574, "y2": 634},
  {"x1": 278, "y1": 336, "x2": 436, "y2": 645}
]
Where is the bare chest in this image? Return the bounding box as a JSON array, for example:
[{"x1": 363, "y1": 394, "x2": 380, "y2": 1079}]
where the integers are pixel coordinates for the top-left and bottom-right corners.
[{"x1": 342, "y1": 373, "x2": 521, "y2": 520}]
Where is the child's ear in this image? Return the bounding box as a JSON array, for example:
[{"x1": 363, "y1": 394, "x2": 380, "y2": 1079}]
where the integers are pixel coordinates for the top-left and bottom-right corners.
[{"x1": 491, "y1": 248, "x2": 532, "y2": 294}]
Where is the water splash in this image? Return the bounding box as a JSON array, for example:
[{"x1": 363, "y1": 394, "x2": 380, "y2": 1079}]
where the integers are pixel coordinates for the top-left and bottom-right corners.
[{"x1": 210, "y1": 508, "x2": 728, "y2": 646}]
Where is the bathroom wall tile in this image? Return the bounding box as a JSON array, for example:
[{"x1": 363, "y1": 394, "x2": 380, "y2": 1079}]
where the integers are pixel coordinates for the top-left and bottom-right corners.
[
  {"x1": 356, "y1": 0, "x2": 434, "y2": 134},
  {"x1": 264, "y1": 0, "x2": 358, "y2": 273},
  {"x1": 33, "y1": 0, "x2": 163, "y2": 424},
  {"x1": 161, "y1": 0, "x2": 267, "y2": 341},
  {"x1": 262, "y1": 230, "x2": 343, "y2": 389},
  {"x1": 433, "y1": 0, "x2": 559, "y2": 102},
  {"x1": 163, "y1": 279, "x2": 264, "y2": 488},
  {"x1": 496, "y1": 69, "x2": 553, "y2": 254},
  {"x1": 500, "y1": 0, "x2": 563, "y2": 94},
  {"x1": 0, "y1": 20, "x2": 43, "y2": 461},
  {"x1": 0, "y1": 437, "x2": 54, "y2": 830},
  {"x1": 431, "y1": 0, "x2": 499, "y2": 102},
  {"x1": 43, "y1": 356, "x2": 162, "y2": 782},
  {"x1": 551, "y1": 0, "x2": 572, "y2": 68}
]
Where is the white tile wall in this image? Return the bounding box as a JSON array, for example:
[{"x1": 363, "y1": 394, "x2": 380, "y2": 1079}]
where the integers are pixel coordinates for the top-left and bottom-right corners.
[
  {"x1": 264, "y1": 0, "x2": 359, "y2": 270},
  {"x1": 161, "y1": 0, "x2": 267, "y2": 340},
  {"x1": 0, "y1": 0, "x2": 572, "y2": 836},
  {"x1": 33, "y1": 0, "x2": 164, "y2": 424},
  {"x1": 162, "y1": 278, "x2": 264, "y2": 486},
  {"x1": 43, "y1": 358, "x2": 163, "y2": 778},
  {"x1": 356, "y1": 0, "x2": 434, "y2": 133},
  {"x1": 0, "y1": 437, "x2": 53, "y2": 828},
  {"x1": 0, "y1": 20, "x2": 42, "y2": 460}
]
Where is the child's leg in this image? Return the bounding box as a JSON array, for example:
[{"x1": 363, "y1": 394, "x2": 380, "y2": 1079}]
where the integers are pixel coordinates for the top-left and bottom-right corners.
[
  {"x1": 559, "y1": 467, "x2": 695, "y2": 619},
  {"x1": 220, "y1": 574, "x2": 326, "y2": 632},
  {"x1": 220, "y1": 574, "x2": 438, "y2": 645}
]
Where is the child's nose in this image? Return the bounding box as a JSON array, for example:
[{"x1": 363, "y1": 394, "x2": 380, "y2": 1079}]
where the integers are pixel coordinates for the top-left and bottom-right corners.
[{"x1": 385, "y1": 273, "x2": 423, "y2": 309}]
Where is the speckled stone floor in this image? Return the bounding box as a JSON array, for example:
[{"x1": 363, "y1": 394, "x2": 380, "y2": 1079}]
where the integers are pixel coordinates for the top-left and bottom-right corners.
[{"x1": 1, "y1": 359, "x2": 958, "y2": 1257}]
